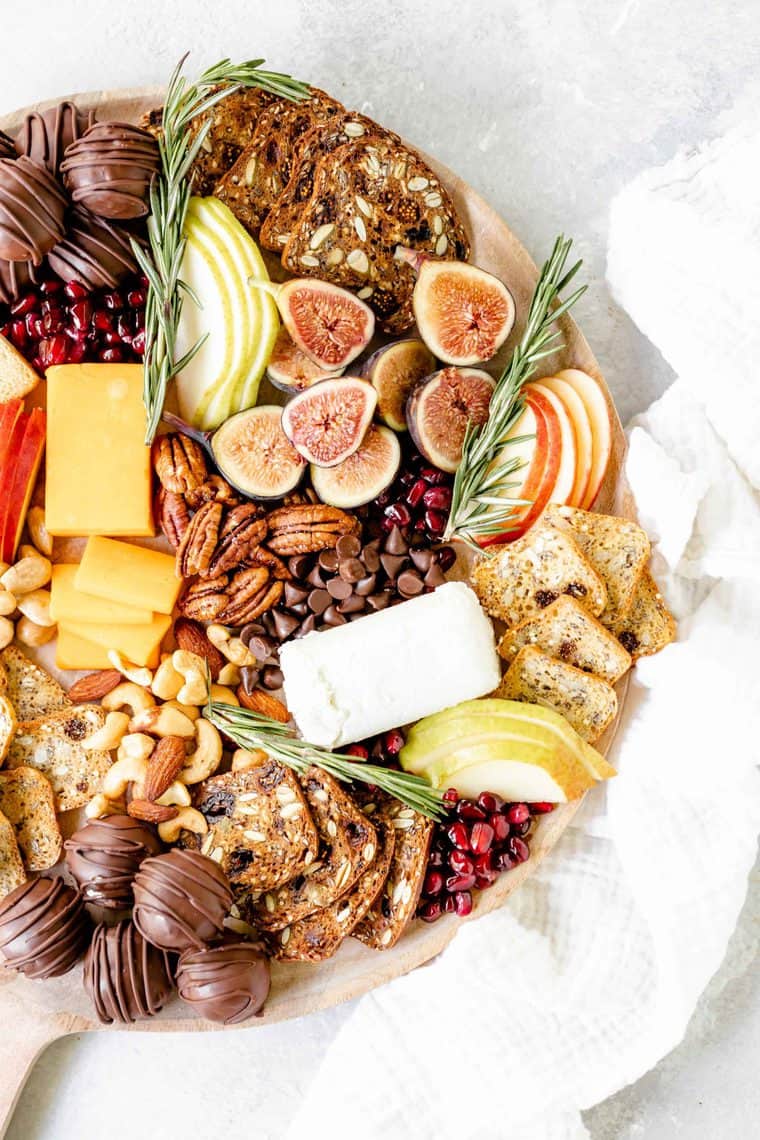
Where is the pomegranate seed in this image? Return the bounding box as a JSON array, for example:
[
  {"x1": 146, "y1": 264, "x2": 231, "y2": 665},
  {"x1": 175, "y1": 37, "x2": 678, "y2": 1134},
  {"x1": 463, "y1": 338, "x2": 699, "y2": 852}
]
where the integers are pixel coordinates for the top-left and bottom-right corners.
[
  {"x1": 345, "y1": 743, "x2": 369, "y2": 760},
  {"x1": 127, "y1": 288, "x2": 146, "y2": 307},
  {"x1": 399, "y1": 470, "x2": 415, "y2": 487},
  {"x1": 456, "y1": 800, "x2": 486, "y2": 821},
  {"x1": 38, "y1": 335, "x2": 69, "y2": 367},
  {"x1": 508, "y1": 837, "x2": 530, "y2": 863},
  {"x1": 383, "y1": 729, "x2": 404, "y2": 757},
  {"x1": 132, "y1": 330, "x2": 146, "y2": 355},
  {"x1": 447, "y1": 822, "x2": 469, "y2": 851},
  {"x1": 477, "y1": 792, "x2": 504, "y2": 814},
  {"x1": 496, "y1": 851, "x2": 515, "y2": 872},
  {"x1": 42, "y1": 309, "x2": 65, "y2": 334},
  {"x1": 406, "y1": 478, "x2": 427, "y2": 508},
  {"x1": 9, "y1": 319, "x2": 27, "y2": 347},
  {"x1": 421, "y1": 466, "x2": 447, "y2": 485},
  {"x1": 490, "y1": 814, "x2": 510, "y2": 842},
  {"x1": 39, "y1": 279, "x2": 62, "y2": 295},
  {"x1": 103, "y1": 329, "x2": 122, "y2": 345},
  {"x1": 531, "y1": 802, "x2": 555, "y2": 814},
  {"x1": 26, "y1": 313, "x2": 44, "y2": 339},
  {"x1": 443, "y1": 788, "x2": 459, "y2": 805},
  {"x1": 63, "y1": 280, "x2": 89, "y2": 300},
  {"x1": 10, "y1": 293, "x2": 38, "y2": 316},
  {"x1": 425, "y1": 509, "x2": 446, "y2": 536},
  {"x1": 419, "y1": 900, "x2": 442, "y2": 923},
  {"x1": 454, "y1": 890, "x2": 473, "y2": 916},
  {"x1": 507, "y1": 804, "x2": 530, "y2": 825},
  {"x1": 443, "y1": 894, "x2": 457, "y2": 914},
  {"x1": 422, "y1": 485, "x2": 452, "y2": 511},
  {"x1": 384, "y1": 502, "x2": 412, "y2": 528},
  {"x1": 414, "y1": 518, "x2": 427, "y2": 532},
  {"x1": 449, "y1": 850, "x2": 474, "y2": 876},
  {"x1": 67, "y1": 340, "x2": 87, "y2": 363},
  {"x1": 446, "y1": 872, "x2": 476, "y2": 892},
  {"x1": 469, "y1": 821, "x2": 494, "y2": 854},
  {"x1": 69, "y1": 300, "x2": 92, "y2": 330},
  {"x1": 99, "y1": 347, "x2": 124, "y2": 362},
  {"x1": 103, "y1": 290, "x2": 123, "y2": 310},
  {"x1": 117, "y1": 314, "x2": 133, "y2": 341},
  {"x1": 437, "y1": 546, "x2": 457, "y2": 572},
  {"x1": 428, "y1": 849, "x2": 444, "y2": 867},
  {"x1": 423, "y1": 870, "x2": 444, "y2": 896},
  {"x1": 92, "y1": 309, "x2": 113, "y2": 331},
  {"x1": 513, "y1": 819, "x2": 532, "y2": 837},
  {"x1": 375, "y1": 491, "x2": 392, "y2": 508}
]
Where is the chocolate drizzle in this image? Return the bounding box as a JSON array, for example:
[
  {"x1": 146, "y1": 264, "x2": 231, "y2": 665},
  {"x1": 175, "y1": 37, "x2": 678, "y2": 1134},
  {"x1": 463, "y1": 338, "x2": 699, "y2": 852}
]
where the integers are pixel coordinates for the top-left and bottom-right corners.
[
  {"x1": 0, "y1": 878, "x2": 90, "y2": 979},
  {"x1": 176, "y1": 937, "x2": 271, "y2": 1024},
  {"x1": 65, "y1": 814, "x2": 162, "y2": 910},
  {"x1": 0, "y1": 255, "x2": 37, "y2": 305},
  {"x1": 0, "y1": 130, "x2": 15, "y2": 161},
  {"x1": 132, "y1": 849, "x2": 233, "y2": 953},
  {"x1": 0, "y1": 155, "x2": 67, "y2": 263},
  {"x1": 47, "y1": 205, "x2": 141, "y2": 289},
  {"x1": 16, "y1": 101, "x2": 95, "y2": 177},
  {"x1": 84, "y1": 919, "x2": 173, "y2": 1024},
  {"x1": 61, "y1": 121, "x2": 160, "y2": 220}
]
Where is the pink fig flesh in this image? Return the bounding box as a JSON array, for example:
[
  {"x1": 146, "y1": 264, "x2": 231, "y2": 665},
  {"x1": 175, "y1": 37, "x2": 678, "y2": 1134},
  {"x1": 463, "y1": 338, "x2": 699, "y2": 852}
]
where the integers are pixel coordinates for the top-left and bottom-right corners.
[
  {"x1": 412, "y1": 260, "x2": 515, "y2": 366},
  {"x1": 407, "y1": 367, "x2": 495, "y2": 473},
  {"x1": 310, "y1": 425, "x2": 402, "y2": 508},
  {"x1": 361, "y1": 338, "x2": 436, "y2": 432},
  {"x1": 267, "y1": 326, "x2": 343, "y2": 393},
  {"x1": 281, "y1": 376, "x2": 377, "y2": 468},
  {"x1": 278, "y1": 278, "x2": 375, "y2": 371},
  {"x1": 211, "y1": 406, "x2": 306, "y2": 499}
]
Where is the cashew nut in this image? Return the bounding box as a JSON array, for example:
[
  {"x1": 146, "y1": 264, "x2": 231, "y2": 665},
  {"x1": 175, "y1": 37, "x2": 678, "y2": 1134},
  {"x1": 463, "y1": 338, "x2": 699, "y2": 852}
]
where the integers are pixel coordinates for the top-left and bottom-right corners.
[
  {"x1": 15, "y1": 615, "x2": 57, "y2": 647},
  {"x1": 154, "y1": 781, "x2": 192, "y2": 807},
  {"x1": 102, "y1": 682, "x2": 156, "y2": 716},
  {"x1": 231, "y1": 747, "x2": 268, "y2": 773},
  {"x1": 86, "y1": 794, "x2": 127, "y2": 819},
  {"x1": 210, "y1": 684, "x2": 239, "y2": 706},
  {"x1": 1, "y1": 553, "x2": 51, "y2": 595},
  {"x1": 107, "y1": 649, "x2": 154, "y2": 688},
  {"x1": 222, "y1": 637, "x2": 256, "y2": 667},
  {"x1": 151, "y1": 656, "x2": 184, "y2": 701},
  {"x1": 82, "y1": 710, "x2": 130, "y2": 752},
  {"x1": 117, "y1": 733, "x2": 156, "y2": 764},
  {"x1": 172, "y1": 650, "x2": 208, "y2": 705},
  {"x1": 206, "y1": 624, "x2": 231, "y2": 649},
  {"x1": 129, "y1": 703, "x2": 196, "y2": 739},
  {"x1": 103, "y1": 754, "x2": 149, "y2": 799},
  {"x1": 0, "y1": 588, "x2": 16, "y2": 617},
  {"x1": 162, "y1": 699, "x2": 201, "y2": 722},
  {"x1": 180, "y1": 719, "x2": 223, "y2": 785},
  {"x1": 27, "y1": 506, "x2": 53, "y2": 558},
  {"x1": 158, "y1": 807, "x2": 208, "y2": 844},
  {"x1": 0, "y1": 617, "x2": 14, "y2": 651},
  {"x1": 217, "y1": 662, "x2": 241, "y2": 686}
]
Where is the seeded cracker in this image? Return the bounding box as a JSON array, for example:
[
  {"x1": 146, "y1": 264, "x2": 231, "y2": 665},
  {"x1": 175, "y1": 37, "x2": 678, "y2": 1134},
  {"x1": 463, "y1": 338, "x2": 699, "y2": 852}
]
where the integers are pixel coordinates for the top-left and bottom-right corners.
[
  {"x1": 0, "y1": 644, "x2": 71, "y2": 720},
  {"x1": 6, "y1": 705, "x2": 111, "y2": 813},
  {"x1": 0, "y1": 808, "x2": 26, "y2": 901},
  {"x1": 0, "y1": 693, "x2": 17, "y2": 765},
  {"x1": 605, "y1": 569, "x2": 676, "y2": 660},
  {"x1": 0, "y1": 766, "x2": 62, "y2": 872}
]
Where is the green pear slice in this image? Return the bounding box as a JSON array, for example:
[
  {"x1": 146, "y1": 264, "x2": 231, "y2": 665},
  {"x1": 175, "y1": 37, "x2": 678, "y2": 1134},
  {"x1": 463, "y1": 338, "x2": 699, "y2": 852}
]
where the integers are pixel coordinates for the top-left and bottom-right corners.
[
  {"x1": 423, "y1": 738, "x2": 597, "y2": 802},
  {"x1": 435, "y1": 760, "x2": 571, "y2": 803}
]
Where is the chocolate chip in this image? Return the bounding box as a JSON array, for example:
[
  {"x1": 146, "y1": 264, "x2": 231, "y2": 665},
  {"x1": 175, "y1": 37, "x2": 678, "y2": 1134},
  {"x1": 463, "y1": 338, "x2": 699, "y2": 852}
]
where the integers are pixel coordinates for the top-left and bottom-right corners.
[
  {"x1": 240, "y1": 665, "x2": 261, "y2": 695},
  {"x1": 262, "y1": 664, "x2": 284, "y2": 690},
  {"x1": 380, "y1": 553, "x2": 407, "y2": 581},
  {"x1": 410, "y1": 548, "x2": 433, "y2": 572},
  {"x1": 283, "y1": 582, "x2": 310, "y2": 607},
  {"x1": 326, "y1": 576, "x2": 353, "y2": 600},
  {"x1": 308, "y1": 588, "x2": 332, "y2": 614},
  {"x1": 323, "y1": 605, "x2": 348, "y2": 626},
  {"x1": 338, "y1": 593, "x2": 366, "y2": 614},
  {"x1": 355, "y1": 572, "x2": 377, "y2": 596},
  {"x1": 336, "y1": 534, "x2": 361, "y2": 560},
  {"x1": 273, "y1": 610, "x2": 301, "y2": 641},
  {"x1": 261, "y1": 611, "x2": 276, "y2": 637},
  {"x1": 289, "y1": 602, "x2": 309, "y2": 617},
  {"x1": 383, "y1": 526, "x2": 408, "y2": 556},
  {"x1": 319, "y1": 549, "x2": 339, "y2": 572},
  {"x1": 288, "y1": 554, "x2": 312, "y2": 579},
  {"x1": 361, "y1": 541, "x2": 381, "y2": 573},
  {"x1": 397, "y1": 569, "x2": 424, "y2": 597},
  {"x1": 306, "y1": 564, "x2": 326, "y2": 589},
  {"x1": 339, "y1": 557, "x2": 365, "y2": 583},
  {"x1": 247, "y1": 634, "x2": 277, "y2": 660},
  {"x1": 424, "y1": 562, "x2": 447, "y2": 589},
  {"x1": 367, "y1": 592, "x2": 391, "y2": 610},
  {"x1": 295, "y1": 614, "x2": 317, "y2": 637},
  {"x1": 239, "y1": 621, "x2": 266, "y2": 646}
]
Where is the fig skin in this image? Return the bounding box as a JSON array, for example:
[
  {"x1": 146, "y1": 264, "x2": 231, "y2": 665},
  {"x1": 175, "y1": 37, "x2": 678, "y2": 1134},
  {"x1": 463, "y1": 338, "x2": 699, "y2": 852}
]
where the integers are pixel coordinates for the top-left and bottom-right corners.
[
  {"x1": 211, "y1": 406, "x2": 307, "y2": 499},
  {"x1": 281, "y1": 376, "x2": 377, "y2": 468},
  {"x1": 406, "y1": 367, "x2": 495, "y2": 473},
  {"x1": 275, "y1": 278, "x2": 375, "y2": 372},
  {"x1": 361, "y1": 339, "x2": 436, "y2": 432},
  {"x1": 267, "y1": 326, "x2": 344, "y2": 395},
  {"x1": 310, "y1": 425, "x2": 402, "y2": 508}
]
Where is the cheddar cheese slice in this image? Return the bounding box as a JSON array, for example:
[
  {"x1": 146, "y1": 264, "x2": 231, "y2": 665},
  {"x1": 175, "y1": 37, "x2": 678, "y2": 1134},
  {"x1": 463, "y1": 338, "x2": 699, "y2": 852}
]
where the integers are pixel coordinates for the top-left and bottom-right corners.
[
  {"x1": 51, "y1": 565, "x2": 153, "y2": 626},
  {"x1": 56, "y1": 627, "x2": 113, "y2": 671},
  {"x1": 60, "y1": 613, "x2": 171, "y2": 668},
  {"x1": 75, "y1": 536, "x2": 180, "y2": 615}
]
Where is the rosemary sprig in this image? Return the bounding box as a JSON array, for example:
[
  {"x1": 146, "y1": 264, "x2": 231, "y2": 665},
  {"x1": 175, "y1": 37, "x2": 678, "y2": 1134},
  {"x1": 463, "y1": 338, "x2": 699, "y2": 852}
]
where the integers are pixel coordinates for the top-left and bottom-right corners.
[
  {"x1": 205, "y1": 697, "x2": 446, "y2": 820},
  {"x1": 444, "y1": 235, "x2": 587, "y2": 549},
  {"x1": 132, "y1": 55, "x2": 309, "y2": 443}
]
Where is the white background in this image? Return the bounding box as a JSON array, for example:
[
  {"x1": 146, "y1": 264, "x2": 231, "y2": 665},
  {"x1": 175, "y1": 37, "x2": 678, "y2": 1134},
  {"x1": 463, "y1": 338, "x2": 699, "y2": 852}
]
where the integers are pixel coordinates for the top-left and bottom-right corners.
[{"x1": 2, "y1": 1, "x2": 759, "y2": 1136}]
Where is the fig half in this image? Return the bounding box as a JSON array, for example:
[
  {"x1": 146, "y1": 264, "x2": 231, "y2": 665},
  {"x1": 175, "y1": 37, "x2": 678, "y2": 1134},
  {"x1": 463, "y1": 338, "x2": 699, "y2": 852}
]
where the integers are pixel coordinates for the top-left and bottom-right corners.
[
  {"x1": 210, "y1": 406, "x2": 307, "y2": 499},
  {"x1": 281, "y1": 376, "x2": 377, "y2": 468},
  {"x1": 361, "y1": 338, "x2": 436, "y2": 432},
  {"x1": 253, "y1": 277, "x2": 375, "y2": 372},
  {"x1": 407, "y1": 367, "x2": 495, "y2": 473},
  {"x1": 266, "y1": 326, "x2": 344, "y2": 394},
  {"x1": 311, "y1": 425, "x2": 402, "y2": 508},
  {"x1": 396, "y1": 247, "x2": 515, "y2": 366}
]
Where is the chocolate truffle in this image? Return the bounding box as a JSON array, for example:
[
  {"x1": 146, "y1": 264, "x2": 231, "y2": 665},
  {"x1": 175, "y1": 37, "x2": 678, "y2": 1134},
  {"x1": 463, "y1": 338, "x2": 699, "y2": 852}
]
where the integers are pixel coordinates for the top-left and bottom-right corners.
[
  {"x1": 0, "y1": 155, "x2": 67, "y2": 263},
  {"x1": 64, "y1": 815, "x2": 163, "y2": 910},
  {"x1": 176, "y1": 937, "x2": 271, "y2": 1024},
  {"x1": 16, "y1": 101, "x2": 95, "y2": 177},
  {"x1": 84, "y1": 919, "x2": 174, "y2": 1024},
  {"x1": 0, "y1": 878, "x2": 89, "y2": 979},
  {"x1": 60, "y1": 121, "x2": 160, "y2": 220},
  {"x1": 47, "y1": 205, "x2": 141, "y2": 291},
  {"x1": 0, "y1": 130, "x2": 15, "y2": 161},
  {"x1": 132, "y1": 849, "x2": 233, "y2": 953},
  {"x1": 0, "y1": 255, "x2": 37, "y2": 305}
]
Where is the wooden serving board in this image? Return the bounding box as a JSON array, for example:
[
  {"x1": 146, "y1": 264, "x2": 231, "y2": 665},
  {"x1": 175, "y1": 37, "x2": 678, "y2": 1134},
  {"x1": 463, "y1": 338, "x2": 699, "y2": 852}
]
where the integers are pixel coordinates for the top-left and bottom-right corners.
[{"x1": 0, "y1": 86, "x2": 631, "y2": 1135}]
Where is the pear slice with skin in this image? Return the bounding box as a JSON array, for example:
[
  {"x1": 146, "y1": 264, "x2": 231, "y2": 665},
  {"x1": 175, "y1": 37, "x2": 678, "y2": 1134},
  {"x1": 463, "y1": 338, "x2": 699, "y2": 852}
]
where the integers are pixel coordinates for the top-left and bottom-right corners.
[
  {"x1": 438, "y1": 759, "x2": 572, "y2": 803},
  {"x1": 421, "y1": 737, "x2": 598, "y2": 802}
]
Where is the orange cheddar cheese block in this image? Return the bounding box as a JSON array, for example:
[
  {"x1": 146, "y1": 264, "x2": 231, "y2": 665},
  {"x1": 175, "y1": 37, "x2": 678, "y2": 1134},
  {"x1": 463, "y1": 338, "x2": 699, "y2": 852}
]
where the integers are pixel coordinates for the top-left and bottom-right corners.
[
  {"x1": 50, "y1": 565, "x2": 153, "y2": 626},
  {"x1": 56, "y1": 627, "x2": 113, "y2": 671},
  {"x1": 75, "y1": 536, "x2": 180, "y2": 615},
  {"x1": 45, "y1": 363, "x2": 154, "y2": 537},
  {"x1": 60, "y1": 613, "x2": 171, "y2": 668}
]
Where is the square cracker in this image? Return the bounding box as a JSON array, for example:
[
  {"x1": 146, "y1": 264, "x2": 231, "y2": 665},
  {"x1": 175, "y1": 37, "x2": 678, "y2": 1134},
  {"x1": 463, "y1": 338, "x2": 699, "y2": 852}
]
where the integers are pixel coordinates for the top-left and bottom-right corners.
[
  {"x1": 605, "y1": 570, "x2": 676, "y2": 659},
  {"x1": 0, "y1": 645, "x2": 71, "y2": 720},
  {"x1": 0, "y1": 808, "x2": 27, "y2": 901},
  {"x1": 6, "y1": 705, "x2": 111, "y2": 812},
  {"x1": 0, "y1": 766, "x2": 62, "y2": 871}
]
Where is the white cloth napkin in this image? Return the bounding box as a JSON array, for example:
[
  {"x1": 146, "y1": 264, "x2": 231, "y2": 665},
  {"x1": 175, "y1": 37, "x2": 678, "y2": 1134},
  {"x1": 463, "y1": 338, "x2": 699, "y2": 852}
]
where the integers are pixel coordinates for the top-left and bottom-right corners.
[{"x1": 276, "y1": 102, "x2": 760, "y2": 1139}]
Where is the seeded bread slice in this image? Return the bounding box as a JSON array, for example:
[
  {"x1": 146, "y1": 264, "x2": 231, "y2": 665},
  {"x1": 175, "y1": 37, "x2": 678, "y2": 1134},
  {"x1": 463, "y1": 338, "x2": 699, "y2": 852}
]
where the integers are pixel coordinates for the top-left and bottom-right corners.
[
  {"x1": 189, "y1": 762, "x2": 318, "y2": 893},
  {"x1": 281, "y1": 135, "x2": 470, "y2": 333},
  {"x1": 495, "y1": 647, "x2": 618, "y2": 743},
  {"x1": 605, "y1": 570, "x2": 676, "y2": 660},
  {"x1": 0, "y1": 766, "x2": 62, "y2": 871},
  {"x1": 498, "y1": 594, "x2": 631, "y2": 685},
  {"x1": 352, "y1": 792, "x2": 434, "y2": 950},
  {"x1": 267, "y1": 819, "x2": 395, "y2": 962},
  {"x1": 6, "y1": 705, "x2": 111, "y2": 812},
  {"x1": 0, "y1": 645, "x2": 71, "y2": 720},
  {"x1": 0, "y1": 808, "x2": 26, "y2": 901},
  {"x1": 214, "y1": 88, "x2": 345, "y2": 235},
  {"x1": 0, "y1": 693, "x2": 17, "y2": 764},
  {"x1": 245, "y1": 767, "x2": 378, "y2": 933},
  {"x1": 544, "y1": 505, "x2": 650, "y2": 624},
  {"x1": 471, "y1": 519, "x2": 607, "y2": 629}
]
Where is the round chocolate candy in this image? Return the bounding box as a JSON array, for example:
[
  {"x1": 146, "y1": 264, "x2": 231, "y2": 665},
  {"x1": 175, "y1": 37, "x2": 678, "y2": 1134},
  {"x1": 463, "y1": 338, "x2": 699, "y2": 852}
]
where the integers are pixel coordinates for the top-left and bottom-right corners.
[
  {"x1": 132, "y1": 849, "x2": 233, "y2": 953},
  {"x1": 176, "y1": 937, "x2": 270, "y2": 1024},
  {"x1": 0, "y1": 878, "x2": 89, "y2": 979},
  {"x1": 16, "y1": 101, "x2": 95, "y2": 176},
  {"x1": 0, "y1": 255, "x2": 37, "y2": 305},
  {"x1": 65, "y1": 814, "x2": 163, "y2": 910},
  {"x1": 0, "y1": 155, "x2": 67, "y2": 263},
  {"x1": 0, "y1": 130, "x2": 15, "y2": 161},
  {"x1": 84, "y1": 919, "x2": 174, "y2": 1024},
  {"x1": 47, "y1": 205, "x2": 140, "y2": 290},
  {"x1": 60, "y1": 121, "x2": 160, "y2": 220}
]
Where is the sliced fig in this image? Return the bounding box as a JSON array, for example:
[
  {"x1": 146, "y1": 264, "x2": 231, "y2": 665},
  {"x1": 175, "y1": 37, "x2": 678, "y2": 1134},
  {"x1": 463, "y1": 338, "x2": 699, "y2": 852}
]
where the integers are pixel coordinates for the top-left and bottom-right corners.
[
  {"x1": 281, "y1": 376, "x2": 377, "y2": 468},
  {"x1": 396, "y1": 248, "x2": 515, "y2": 366},
  {"x1": 361, "y1": 338, "x2": 436, "y2": 432},
  {"x1": 311, "y1": 425, "x2": 402, "y2": 508},
  {"x1": 255, "y1": 277, "x2": 375, "y2": 371},
  {"x1": 211, "y1": 406, "x2": 307, "y2": 499},
  {"x1": 266, "y1": 326, "x2": 344, "y2": 394},
  {"x1": 407, "y1": 367, "x2": 495, "y2": 473}
]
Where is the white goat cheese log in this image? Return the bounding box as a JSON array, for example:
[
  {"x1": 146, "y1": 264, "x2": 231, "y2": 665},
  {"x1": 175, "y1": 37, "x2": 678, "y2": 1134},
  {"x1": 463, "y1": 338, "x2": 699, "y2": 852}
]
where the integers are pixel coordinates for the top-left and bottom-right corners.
[{"x1": 280, "y1": 582, "x2": 501, "y2": 748}]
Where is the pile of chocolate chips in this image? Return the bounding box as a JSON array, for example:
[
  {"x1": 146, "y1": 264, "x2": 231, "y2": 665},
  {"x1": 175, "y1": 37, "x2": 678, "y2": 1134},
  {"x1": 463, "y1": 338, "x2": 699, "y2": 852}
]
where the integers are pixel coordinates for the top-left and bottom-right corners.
[{"x1": 236, "y1": 526, "x2": 456, "y2": 683}]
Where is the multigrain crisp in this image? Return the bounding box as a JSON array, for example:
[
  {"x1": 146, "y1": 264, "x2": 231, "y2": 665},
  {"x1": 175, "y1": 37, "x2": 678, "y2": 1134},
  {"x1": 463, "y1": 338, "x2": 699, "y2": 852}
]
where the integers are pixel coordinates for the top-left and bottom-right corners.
[
  {"x1": 0, "y1": 808, "x2": 26, "y2": 901},
  {"x1": 0, "y1": 766, "x2": 62, "y2": 871},
  {"x1": 6, "y1": 705, "x2": 112, "y2": 812}
]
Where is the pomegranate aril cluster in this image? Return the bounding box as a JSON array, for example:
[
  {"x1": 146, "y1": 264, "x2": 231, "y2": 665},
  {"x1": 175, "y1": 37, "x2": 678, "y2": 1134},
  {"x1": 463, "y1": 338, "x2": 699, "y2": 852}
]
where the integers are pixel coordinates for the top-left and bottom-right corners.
[
  {"x1": 0, "y1": 272, "x2": 147, "y2": 372},
  {"x1": 360, "y1": 443, "x2": 454, "y2": 546},
  {"x1": 417, "y1": 793, "x2": 555, "y2": 922}
]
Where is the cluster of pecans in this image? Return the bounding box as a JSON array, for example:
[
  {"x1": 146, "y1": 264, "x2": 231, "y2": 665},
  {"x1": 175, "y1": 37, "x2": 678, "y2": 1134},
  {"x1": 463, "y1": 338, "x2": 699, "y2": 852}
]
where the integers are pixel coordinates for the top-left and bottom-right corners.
[{"x1": 0, "y1": 507, "x2": 56, "y2": 651}]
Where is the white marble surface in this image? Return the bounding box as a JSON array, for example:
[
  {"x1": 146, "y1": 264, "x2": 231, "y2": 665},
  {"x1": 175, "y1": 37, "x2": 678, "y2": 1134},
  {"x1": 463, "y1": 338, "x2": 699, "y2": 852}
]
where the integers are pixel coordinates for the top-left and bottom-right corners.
[{"x1": 2, "y1": 1, "x2": 759, "y2": 1136}]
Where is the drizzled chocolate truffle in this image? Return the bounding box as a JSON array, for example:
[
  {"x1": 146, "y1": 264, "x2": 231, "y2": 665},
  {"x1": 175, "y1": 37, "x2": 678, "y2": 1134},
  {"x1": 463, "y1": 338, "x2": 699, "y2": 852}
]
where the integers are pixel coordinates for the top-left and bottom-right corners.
[
  {"x1": 47, "y1": 205, "x2": 141, "y2": 290},
  {"x1": 133, "y1": 849, "x2": 233, "y2": 953},
  {"x1": 0, "y1": 130, "x2": 15, "y2": 161},
  {"x1": 0, "y1": 255, "x2": 37, "y2": 305},
  {"x1": 65, "y1": 815, "x2": 162, "y2": 910},
  {"x1": 60, "y1": 121, "x2": 160, "y2": 220},
  {"x1": 176, "y1": 937, "x2": 271, "y2": 1024},
  {"x1": 16, "y1": 101, "x2": 95, "y2": 177},
  {"x1": 84, "y1": 919, "x2": 174, "y2": 1024},
  {"x1": 0, "y1": 878, "x2": 89, "y2": 979},
  {"x1": 0, "y1": 155, "x2": 67, "y2": 263}
]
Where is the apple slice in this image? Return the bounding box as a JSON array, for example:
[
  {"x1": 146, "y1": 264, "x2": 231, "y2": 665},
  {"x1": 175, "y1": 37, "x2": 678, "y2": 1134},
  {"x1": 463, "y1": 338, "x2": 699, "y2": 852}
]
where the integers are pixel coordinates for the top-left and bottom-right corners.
[
  {"x1": 536, "y1": 376, "x2": 594, "y2": 507},
  {"x1": 0, "y1": 399, "x2": 23, "y2": 471},
  {"x1": 524, "y1": 382, "x2": 576, "y2": 506},
  {"x1": 0, "y1": 408, "x2": 46, "y2": 562},
  {"x1": 554, "y1": 369, "x2": 612, "y2": 508},
  {"x1": 479, "y1": 395, "x2": 558, "y2": 546}
]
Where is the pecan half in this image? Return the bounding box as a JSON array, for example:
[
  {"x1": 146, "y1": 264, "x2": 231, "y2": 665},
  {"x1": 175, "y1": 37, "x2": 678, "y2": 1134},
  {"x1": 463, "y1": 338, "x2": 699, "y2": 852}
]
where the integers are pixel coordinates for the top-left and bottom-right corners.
[
  {"x1": 153, "y1": 433, "x2": 208, "y2": 495},
  {"x1": 155, "y1": 486, "x2": 191, "y2": 549},
  {"x1": 179, "y1": 573, "x2": 230, "y2": 621},
  {"x1": 266, "y1": 504, "x2": 360, "y2": 555},
  {"x1": 209, "y1": 505, "x2": 269, "y2": 576},
  {"x1": 185, "y1": 474, "x2": 241, "y2": 510},
  {"x1": 217, "y1": 568, "x2": 284, "y2": 625},
  {"x1": 248, "y1": 544, "x2": 291, "y2": 580},
  {"x1": 176, "y1": 500, "x2": 223, "y2": 578}
]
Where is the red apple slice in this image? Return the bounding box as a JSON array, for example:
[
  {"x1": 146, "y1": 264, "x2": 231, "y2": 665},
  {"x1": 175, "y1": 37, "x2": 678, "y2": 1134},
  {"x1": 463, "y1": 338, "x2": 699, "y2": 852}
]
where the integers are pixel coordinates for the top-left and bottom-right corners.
[
  {"x1": 554, "y1": 369, "x2": 612, "y2": 508},
  {"x1": 524, "y1": 383, "x2": 576, "y2": 506},
  {"x1": 535, "y1": 376, "x2": 594, "y2": 506},
  {"x1": 0, "y1": 408, "x2": 46, "y2": 562},
  {"x1": 0, "y1": 399, "x2": 24, "y2": 471}
]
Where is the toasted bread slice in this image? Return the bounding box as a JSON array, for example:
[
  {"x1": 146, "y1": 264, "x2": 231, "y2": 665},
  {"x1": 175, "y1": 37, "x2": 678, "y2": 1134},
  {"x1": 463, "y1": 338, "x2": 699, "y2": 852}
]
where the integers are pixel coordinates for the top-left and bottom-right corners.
[
  {"x1": 259, "y1": 112, "x2": 398, "y2": 252},
  {"x1": 495, "y1": 647, "x2": 618, "y2": 743},
  {"x1": 0, "y1": 645, "x2": 71, "y2": 720},
  {"x1": 0, "y1": 808, "x2": 26, "y2": 901},
  {"x1": 544, "y1": 505, "x2": 650, "y2": 623},
  {"x1": 0, "y1": 766, "x2": 62, "y2": 871},
  {"x1": 214, "y1": 88, "x2": 344, "y2": 235},
  {"x1": 245, "y1": 767, "x2": 378, "y2": 933},
  {"x1": 605, "y1": 570, "x2": 676, "y2": 659},
  {"x1": 6, "y1": 705, "x2": 111, "y2": 812},
  {"x1": 498, "y1": 594, "x2": 631, "y2": 685},
  {"x1": 471, "y1": 519, "x2": 607, "y2": 629},
  {"x1": 267, "y1": 818, "x2": 395, "y2": 962},
  {"x1": 281, "y1": 135, "x2": 470, "y2": 332},
  {"x1": 0, "y1": 334, "x2": 41, "y2": 402},
  {"x1": 352, "y1": 792, "x2": 434, "y2": 950},
  {"x1": 188, "y1": 762, "x2": 318, "y2": 892},
  {"x1": 0, "y1": 693, "x2": 17, "y2": 764}
]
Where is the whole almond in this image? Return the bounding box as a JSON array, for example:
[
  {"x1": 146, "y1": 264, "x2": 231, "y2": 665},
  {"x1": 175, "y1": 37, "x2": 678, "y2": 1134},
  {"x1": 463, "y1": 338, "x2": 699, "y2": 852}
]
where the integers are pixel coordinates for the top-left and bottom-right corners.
[
  {"x1": 142, "y1": 735, "x2": 187, "y2": 801},
  {"x1": 67, "y1": 669, "x2": 123, "y2": 703},
  {"x1": 128, "y1": 800, "x2": 179, "y2": 824},
  {"x1": 174, "y1": 617, "x2": 224, "y2": 679},
  {"x1": 236, "y1": 686, "x2": 290, "y2": 723}
]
